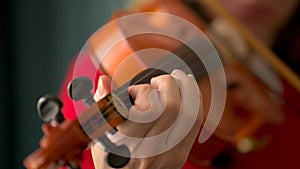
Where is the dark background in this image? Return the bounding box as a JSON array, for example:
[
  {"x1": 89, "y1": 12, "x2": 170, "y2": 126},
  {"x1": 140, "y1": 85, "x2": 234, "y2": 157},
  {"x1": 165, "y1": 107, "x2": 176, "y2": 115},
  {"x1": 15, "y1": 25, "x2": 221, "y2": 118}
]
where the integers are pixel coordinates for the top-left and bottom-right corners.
[{"x1": 0, "y1": 0, "x2": 126, "y2": 168}]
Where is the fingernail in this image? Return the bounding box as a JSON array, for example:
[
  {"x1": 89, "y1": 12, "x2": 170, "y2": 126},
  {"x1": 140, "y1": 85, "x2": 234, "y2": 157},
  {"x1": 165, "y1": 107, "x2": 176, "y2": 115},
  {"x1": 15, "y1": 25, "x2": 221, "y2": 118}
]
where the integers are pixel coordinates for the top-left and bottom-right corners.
[
  {"x1": 97, "y1": 76, "x2": 104, "y2": 97},
  {"x1": 171, "y1": 69, "x2": 185, "y2": 78}
]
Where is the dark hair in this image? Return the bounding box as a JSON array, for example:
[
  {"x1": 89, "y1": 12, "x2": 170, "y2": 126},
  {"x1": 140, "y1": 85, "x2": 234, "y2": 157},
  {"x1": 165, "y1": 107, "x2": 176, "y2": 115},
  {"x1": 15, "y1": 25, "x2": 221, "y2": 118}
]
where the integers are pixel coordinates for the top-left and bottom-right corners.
[{"x1": 273, "y1": 5, "x2": 300, "y2": 76}]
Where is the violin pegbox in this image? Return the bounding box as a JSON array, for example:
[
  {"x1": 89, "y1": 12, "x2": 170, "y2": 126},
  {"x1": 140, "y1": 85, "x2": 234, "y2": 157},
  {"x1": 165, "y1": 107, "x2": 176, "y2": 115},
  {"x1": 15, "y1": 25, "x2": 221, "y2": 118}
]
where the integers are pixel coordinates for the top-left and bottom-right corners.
[{"x1": 68, "y1": 76, "x2": 131, "y2": 168}]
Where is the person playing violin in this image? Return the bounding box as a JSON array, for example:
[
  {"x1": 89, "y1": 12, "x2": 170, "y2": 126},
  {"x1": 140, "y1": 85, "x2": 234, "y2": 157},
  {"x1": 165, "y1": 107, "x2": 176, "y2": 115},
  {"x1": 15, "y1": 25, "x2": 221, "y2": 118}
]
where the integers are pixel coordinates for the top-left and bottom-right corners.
[{"x1": 55, "y1": 0, "x2": 300, "y2": 169}]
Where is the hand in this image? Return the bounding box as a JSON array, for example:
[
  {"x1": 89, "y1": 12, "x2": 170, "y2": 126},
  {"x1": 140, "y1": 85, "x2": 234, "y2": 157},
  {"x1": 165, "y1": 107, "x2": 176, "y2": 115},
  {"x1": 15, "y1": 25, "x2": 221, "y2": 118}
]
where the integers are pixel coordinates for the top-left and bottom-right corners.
[{"x1": 92, "y1": 69, "x2": 203, "y2": 169}]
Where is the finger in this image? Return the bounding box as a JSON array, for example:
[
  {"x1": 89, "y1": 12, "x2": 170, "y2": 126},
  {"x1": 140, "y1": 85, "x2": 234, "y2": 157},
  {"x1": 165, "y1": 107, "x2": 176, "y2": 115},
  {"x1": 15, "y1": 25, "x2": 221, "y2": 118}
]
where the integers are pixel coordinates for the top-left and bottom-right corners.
[
  {"x1": 117, "y1": 84, "x2": 157, "y2": 138},
  {"x1": 150, "y1": 74, "x2": 181, "y2": 115},
  {"x1": 116, "y1": 76, "x2": 178, "y2": 138},
  {"x1": 171, "y1": 69, "x2": 202, "y2": 123},
  {"x1": 94, "y1": 75, "x2": 112, "y2": 101},
  {"x1": 128, "y1": 84, "x2": 154, "y2": 111},
  {"x1": 112, "y1": 74, "x2": 183, "y2": 153},
  {"x1": 141, "y1": 74, "x2": 181, "y2": 136},
  {"x1": 150, "y1": 74, "x2": 180, "y2": 113},
  {"x1": 164, "y1": 69, "x2": 202, "y2": 144},
  {"x1": 129, "y1": 86, "x2": 165, "y2": 124}
]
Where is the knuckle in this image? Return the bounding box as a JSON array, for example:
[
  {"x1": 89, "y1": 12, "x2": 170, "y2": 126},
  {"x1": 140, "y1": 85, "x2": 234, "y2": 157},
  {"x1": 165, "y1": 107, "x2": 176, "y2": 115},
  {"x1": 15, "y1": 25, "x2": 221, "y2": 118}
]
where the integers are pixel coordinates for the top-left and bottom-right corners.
[
  {"x1": 138, "y1": 84, "x2": 153, "y2": 92},
  {"x1": 167, "y1": 98, "x2": 180, "y2": 109},
  {"x1": 161, "y1": 75, "x2": 176, "y2": 83}
]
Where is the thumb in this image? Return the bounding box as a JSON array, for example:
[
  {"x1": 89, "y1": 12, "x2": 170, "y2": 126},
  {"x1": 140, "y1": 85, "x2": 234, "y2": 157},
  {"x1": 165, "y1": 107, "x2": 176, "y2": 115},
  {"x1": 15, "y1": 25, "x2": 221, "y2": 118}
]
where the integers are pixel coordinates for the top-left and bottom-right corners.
[{"x1": 94, "y1": 75, "x2": 112, "y2": 101}]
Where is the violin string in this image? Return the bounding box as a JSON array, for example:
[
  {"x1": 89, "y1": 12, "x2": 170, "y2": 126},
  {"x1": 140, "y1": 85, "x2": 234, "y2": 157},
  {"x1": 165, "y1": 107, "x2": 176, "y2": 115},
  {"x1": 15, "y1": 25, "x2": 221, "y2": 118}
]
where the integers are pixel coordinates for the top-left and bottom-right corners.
[
  {"x1": 105, "y1": 67, "x2": 164, "y2": 103},
  {"x1": 104, "y1": 46, "x2": 199, "y2": 101},
  {"x1": 86, "y1": 49, "x2": 208, "y2": 136},
  {"x1": 98, "y1": 49, "x2": 200, "y2": 122},
  {"x1": 93, "y1": 65, "x2": 168, "y2": 122},
  {"x1": 96, "y1": 68, "x2": 159, "y2": 120}
]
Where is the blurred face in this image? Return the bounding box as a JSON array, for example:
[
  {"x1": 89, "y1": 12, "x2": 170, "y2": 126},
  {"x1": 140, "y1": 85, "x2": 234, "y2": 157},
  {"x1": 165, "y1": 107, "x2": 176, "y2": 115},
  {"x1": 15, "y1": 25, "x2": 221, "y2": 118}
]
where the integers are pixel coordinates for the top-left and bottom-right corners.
[{"x1": 216, "y1": 0, "x2": 299, "y2": 44}]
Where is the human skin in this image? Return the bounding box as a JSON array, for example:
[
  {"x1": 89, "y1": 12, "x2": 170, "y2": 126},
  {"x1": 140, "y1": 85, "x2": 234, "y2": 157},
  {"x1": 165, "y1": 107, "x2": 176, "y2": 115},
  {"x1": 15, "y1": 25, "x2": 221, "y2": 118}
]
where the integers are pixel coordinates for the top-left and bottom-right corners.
[
  {"x1": 90, "y1": 0, "x2": 299, "y2": 168},
  {"x1": 92, "y1": 70, "x2": 203, "y2": 169}
]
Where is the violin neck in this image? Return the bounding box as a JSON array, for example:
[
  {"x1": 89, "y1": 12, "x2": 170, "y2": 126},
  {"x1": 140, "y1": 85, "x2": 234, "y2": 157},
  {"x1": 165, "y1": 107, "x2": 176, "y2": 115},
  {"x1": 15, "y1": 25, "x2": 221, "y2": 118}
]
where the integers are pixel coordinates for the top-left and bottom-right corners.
[
  {"x1": 151, "y1": 43, "x2": 209, "y2": 81},
  {"x1": 78, "y1": 68, "x2": 168, "y2": 140},
  {"x1": 77, "y1": 93, "x2": 125, "y2": 140}
]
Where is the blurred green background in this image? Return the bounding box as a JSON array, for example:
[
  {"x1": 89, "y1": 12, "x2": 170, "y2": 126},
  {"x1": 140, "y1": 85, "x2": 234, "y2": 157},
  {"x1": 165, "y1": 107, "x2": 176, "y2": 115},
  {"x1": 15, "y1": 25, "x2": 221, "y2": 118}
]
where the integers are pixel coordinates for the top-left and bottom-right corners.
[{"x1": 0, "y1": 0, "x2": 126, "y2": 168}]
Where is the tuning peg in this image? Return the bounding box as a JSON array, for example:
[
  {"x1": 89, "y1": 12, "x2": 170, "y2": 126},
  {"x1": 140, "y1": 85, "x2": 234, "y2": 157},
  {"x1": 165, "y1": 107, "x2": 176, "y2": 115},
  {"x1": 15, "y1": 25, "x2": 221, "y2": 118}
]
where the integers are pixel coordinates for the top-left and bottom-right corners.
[
  {"x1": 36, "y1": 95, "x2": 65, "y2": 124},
  {"x1": 104, "y1": 141, "x2": 131, "y2": 168},
  {"x1": 68, "y1": 76, "x2": 94, "y2": 107},
  {"x1": 68, "y1": 76, "x2": 130, "y2": 168}
]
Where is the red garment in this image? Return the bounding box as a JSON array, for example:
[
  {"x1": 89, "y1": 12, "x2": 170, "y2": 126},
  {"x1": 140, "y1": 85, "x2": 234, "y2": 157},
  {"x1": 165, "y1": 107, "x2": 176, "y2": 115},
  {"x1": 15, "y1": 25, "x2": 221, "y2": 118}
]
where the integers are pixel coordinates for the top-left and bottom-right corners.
[
  {"x1": 58, "y1": 53, "x2": 300, "y2": 169},
  {"x1": 184, "y1": 80, "x2": 300, "y2": 169}
]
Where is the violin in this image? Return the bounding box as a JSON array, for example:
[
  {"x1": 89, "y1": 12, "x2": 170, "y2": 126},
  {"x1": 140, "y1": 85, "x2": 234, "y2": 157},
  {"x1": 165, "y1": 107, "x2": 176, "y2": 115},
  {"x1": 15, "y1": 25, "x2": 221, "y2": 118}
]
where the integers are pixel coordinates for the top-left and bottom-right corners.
[{"x1": 23, "y1": 0, "x2": 300, "y2": 168}]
